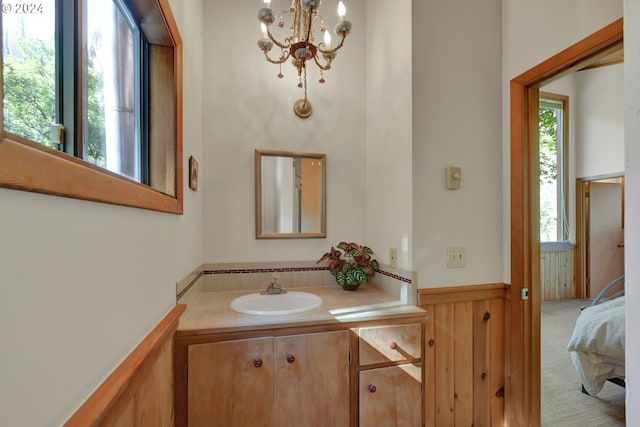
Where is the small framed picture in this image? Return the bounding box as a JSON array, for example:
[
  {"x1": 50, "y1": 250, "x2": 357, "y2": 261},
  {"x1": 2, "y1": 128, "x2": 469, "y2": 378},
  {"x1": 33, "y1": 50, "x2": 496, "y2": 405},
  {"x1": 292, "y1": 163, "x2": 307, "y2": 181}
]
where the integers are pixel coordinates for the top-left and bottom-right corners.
[{"x1": 189, "y1": 156, "x2": 198, "y2": 191}]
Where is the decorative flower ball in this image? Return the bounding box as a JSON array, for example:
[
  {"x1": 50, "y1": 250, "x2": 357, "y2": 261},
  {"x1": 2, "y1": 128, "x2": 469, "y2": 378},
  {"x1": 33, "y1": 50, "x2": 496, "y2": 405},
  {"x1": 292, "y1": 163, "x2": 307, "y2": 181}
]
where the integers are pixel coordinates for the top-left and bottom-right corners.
[
  {"x1": 258, "y1": 8, "x2": 275, "y2": 25},
  {"x1": 334, "y1": 20, "x2": 352, "y2": 36},
  {"x1": 302, "y1": 0, "x2": 320, "y2": 11},
  {"x1": 257, "y1": 38, "x2": 273, "y2": 52}
]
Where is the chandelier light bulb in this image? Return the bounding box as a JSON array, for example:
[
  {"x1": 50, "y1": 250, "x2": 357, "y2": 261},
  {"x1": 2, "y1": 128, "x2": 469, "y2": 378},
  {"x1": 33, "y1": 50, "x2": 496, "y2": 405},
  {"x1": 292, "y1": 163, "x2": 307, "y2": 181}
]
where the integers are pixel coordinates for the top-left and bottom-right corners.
[
  {"x1": 263, "y1": 0, "x2": 271, "y2": 6},
  {"x1": 261, "y1": 23, "x2": 268, "y2": 38},
  {"x1": 337, "y1": 1, "x2": 346, "y2": 20},
  {"x1": 324, "y1": 30, "x2": 331, "y2": 48}
]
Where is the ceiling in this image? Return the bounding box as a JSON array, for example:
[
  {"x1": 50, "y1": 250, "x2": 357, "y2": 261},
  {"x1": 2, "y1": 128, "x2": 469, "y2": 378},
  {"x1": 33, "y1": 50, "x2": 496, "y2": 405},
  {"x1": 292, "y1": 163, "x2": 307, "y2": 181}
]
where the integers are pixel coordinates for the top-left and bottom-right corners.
[{"x1": 579, "y1": 45, "x2": 624, "y2": 71}]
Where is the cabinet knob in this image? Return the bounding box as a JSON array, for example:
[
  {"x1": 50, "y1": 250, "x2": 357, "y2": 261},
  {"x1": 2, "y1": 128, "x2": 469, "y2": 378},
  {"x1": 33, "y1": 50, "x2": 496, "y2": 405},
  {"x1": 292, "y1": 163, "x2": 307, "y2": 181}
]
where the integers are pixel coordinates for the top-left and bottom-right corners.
[
  {"x1": 254, "y1": 358, "x2": 263, "y2": 368},
  {"x1": 286, "y1": 354, "x2": 296, "y2": 364},
  {"x1": 368, "y1": 384, "x2": 377, "y2": 393},
  {"x1": 389, "y1": 341, "x2": 398, "y2": 350}
]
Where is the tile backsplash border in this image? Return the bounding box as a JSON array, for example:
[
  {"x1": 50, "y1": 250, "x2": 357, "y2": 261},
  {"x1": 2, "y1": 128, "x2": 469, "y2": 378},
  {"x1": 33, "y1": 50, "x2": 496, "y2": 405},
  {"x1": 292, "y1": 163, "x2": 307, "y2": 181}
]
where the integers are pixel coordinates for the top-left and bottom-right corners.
[{"x1": 176, "y1": 261, "x2": 416, "y2": 305}]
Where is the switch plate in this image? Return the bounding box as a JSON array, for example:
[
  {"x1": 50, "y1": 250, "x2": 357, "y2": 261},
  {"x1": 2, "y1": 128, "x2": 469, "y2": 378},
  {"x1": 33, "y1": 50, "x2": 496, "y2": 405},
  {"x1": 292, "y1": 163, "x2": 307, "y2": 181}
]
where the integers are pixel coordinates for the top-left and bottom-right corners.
[
  {"x1": 447, "y1": 247, "x2": 466, "y2": 268},
  {"x1": 446, "y1": 166, "x2": 461, "y2": 190},
  {"x1": 389, "y1": 248, "x2": 398, "y2": 268}
]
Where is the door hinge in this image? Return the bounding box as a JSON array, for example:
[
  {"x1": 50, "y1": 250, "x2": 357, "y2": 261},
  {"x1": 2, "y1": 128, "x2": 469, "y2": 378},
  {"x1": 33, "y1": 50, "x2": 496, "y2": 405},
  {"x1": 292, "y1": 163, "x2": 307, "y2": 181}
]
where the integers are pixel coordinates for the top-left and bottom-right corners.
[
  {"x1": 521, "y1": 288, "x2": 529, "y2": 300},
  {"x1": 184, "y1": 366, "x2": 188, "y2": 384},
  {"x1": 348, "y1": 348, "x2": 352, "y2": 365}
]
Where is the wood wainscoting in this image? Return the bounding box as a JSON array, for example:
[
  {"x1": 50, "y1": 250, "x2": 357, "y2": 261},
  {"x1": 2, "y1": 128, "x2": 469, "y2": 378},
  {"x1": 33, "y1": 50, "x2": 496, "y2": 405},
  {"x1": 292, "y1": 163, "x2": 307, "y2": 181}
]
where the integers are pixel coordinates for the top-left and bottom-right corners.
[
  {"x1": 64, "y1": 305, "x2": 185, "y2": 427},
  {"x1": 419, "y1": 283, "x2": 507, "y2": 427},
  {"x1": 541, "y1": 248, "x2": 575, "y2": 300}
]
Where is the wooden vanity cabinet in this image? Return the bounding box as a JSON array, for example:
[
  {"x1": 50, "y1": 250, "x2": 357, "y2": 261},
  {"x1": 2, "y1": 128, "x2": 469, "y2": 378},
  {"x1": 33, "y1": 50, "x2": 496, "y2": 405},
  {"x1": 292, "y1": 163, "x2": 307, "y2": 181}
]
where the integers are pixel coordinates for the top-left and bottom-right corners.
[{"x1": 184, "y1": 330, "x2": 350, "y2": 427}]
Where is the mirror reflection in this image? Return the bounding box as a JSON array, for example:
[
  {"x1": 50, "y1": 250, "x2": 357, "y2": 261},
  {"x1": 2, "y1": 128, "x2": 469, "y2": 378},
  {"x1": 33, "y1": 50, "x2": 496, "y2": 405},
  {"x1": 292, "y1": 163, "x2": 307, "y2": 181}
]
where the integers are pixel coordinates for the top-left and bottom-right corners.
[{"x1": 255, "y1": 149, "x2": 326, "y2": 239}]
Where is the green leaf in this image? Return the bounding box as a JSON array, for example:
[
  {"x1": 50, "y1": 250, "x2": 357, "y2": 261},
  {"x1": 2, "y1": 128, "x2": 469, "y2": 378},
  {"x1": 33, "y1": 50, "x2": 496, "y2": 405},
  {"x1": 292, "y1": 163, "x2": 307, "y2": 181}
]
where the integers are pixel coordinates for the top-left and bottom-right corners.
[
  {"x1": 348, "y1": 268, "x2": 368, "y2": 284},
  {"x1": 348, "y1": 249, "x2": 362, "y2": 257},
  {"x1": 335, "y1": 271, "x2": 347, "y2": 285}
]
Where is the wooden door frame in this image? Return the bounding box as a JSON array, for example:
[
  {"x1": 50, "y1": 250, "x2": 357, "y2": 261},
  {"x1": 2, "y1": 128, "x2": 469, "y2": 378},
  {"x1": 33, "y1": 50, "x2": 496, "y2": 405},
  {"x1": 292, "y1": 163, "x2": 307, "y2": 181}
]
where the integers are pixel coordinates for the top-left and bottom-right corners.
[{"x1": 507, "y1": 18, "x2": 623, "y2": 427}]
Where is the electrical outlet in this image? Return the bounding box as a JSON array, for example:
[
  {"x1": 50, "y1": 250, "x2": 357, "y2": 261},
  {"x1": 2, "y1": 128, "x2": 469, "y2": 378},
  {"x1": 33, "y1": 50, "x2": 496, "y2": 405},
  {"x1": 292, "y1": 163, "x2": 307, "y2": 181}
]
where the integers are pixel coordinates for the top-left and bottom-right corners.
[
  {"x1": 447, "y1": 247, "x2": 466, "y2": 268},
  {"x1": 389, "y1": 248, "x2": 398, "y2": 268}
]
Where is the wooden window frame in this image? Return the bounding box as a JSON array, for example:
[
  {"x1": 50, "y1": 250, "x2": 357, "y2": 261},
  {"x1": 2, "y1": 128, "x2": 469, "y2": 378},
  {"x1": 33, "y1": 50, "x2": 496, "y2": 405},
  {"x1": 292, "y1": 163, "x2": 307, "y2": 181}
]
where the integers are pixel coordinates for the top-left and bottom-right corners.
[{"x1": 0, "y1": 0, "x2": 183, "y2": 214}]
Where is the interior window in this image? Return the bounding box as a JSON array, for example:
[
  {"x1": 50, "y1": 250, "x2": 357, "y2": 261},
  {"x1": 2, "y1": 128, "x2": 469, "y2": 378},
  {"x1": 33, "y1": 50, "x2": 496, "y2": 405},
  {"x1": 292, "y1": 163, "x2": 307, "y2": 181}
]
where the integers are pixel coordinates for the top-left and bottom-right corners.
[
  {"x1": 539, "y1": 93, "x2": 569, "y2": 242},
  {"x1": 3, "y1": 0, "x2": 146, "y2": 183},
  {"x1": 0, "y1": 0, "x2": 182, "y2": 214}
]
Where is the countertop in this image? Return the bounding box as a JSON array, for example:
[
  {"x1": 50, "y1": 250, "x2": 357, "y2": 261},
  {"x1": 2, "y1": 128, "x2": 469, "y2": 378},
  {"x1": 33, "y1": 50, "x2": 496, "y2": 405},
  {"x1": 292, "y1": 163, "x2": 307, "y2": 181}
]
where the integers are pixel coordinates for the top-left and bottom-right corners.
[{"x1": 177, "y1": 284, "x2": 427, "y2": 336}]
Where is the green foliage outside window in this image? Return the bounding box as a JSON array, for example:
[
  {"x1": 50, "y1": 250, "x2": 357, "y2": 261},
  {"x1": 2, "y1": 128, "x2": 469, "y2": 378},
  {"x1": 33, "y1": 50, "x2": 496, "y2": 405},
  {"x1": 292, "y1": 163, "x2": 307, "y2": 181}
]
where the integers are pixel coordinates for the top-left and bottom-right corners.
[
  {"x1": 3, "y1": 38, "x2": 56, "y2": 147},
  {"x1": 539, "y1": 107, "x2": 558, "y2": 184},
  {"x1": 3, "y1": 37, "x2": 106, "y2": 166},
  {"x1": 539, "y1": 105, "x2": 559, "y2": 241}
]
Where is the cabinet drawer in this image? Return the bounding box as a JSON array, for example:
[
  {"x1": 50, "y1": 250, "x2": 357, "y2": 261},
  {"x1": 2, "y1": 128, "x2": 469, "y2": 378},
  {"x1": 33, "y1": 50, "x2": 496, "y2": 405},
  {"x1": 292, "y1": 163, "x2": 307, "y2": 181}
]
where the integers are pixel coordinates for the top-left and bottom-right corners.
[
  {"x1": 359, "y1": 364, "x2": 422, "y2": 427},
  {"x1": 359, "y1": 323, "x2": 421, "y2": 365}
]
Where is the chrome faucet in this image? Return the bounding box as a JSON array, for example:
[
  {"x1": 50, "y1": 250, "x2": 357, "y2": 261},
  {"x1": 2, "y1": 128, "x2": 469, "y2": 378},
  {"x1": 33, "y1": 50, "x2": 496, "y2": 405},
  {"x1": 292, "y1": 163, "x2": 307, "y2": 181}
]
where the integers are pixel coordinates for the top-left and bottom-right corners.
[{"x1": 261, "y1": 273, "x2": 286, "y2": 295}]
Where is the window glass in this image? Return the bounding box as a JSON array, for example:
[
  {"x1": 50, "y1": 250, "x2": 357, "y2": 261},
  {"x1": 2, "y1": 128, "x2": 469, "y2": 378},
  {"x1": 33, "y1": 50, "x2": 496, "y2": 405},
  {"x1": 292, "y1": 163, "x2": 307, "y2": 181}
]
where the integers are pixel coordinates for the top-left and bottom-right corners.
[
  {"x1": 84, "y1": 0, "x2": 140, "y2": 181},
  {"x1": 2, "y1": 0, "x2": 56, "y2": 147},
  {"x1": 539, "y1": 96, "x2": 567, "y2": 242}
]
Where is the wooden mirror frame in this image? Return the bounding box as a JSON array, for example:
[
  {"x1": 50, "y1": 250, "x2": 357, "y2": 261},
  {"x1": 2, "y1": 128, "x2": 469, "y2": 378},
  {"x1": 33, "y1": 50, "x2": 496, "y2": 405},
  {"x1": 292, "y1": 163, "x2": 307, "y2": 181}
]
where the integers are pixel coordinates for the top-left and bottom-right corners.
[{"x1": 255, "y1": 149, "x2": 326, "y2": 239}]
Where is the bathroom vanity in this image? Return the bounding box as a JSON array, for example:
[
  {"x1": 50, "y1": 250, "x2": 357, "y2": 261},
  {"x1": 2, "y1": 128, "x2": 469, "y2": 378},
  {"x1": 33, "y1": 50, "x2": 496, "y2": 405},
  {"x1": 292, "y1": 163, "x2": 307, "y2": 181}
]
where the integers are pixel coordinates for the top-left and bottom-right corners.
[{"x1": 174, "y1": 284, "x2": 427, "y2": 427}]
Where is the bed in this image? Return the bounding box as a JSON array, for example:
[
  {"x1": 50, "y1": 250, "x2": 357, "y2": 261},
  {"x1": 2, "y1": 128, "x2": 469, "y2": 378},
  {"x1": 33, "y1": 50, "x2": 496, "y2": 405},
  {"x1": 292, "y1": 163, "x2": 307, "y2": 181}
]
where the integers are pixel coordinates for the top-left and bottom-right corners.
[{"x1": 566, "y1": 275, "x2": 625, "y2": 396}]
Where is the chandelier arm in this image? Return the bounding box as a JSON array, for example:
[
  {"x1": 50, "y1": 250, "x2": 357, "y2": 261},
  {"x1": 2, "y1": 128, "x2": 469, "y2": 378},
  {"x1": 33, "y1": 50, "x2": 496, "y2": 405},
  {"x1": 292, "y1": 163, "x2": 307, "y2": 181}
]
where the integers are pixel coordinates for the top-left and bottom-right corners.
[
  {"x1": 317, "y1": 34, "x2": 347, "y2": 55},
  {"x1": 267, "y1": 27, "x2": 291, "y2": 49},
  {"x1": 304, "y1": 10, "x2": 313, "y2": 42},
  {"x1": 312, "y1": 55, "x2": 333, "y2": 71},
  {"x1": 263, "y1": 50, "x2": 290, "y2": 65}
]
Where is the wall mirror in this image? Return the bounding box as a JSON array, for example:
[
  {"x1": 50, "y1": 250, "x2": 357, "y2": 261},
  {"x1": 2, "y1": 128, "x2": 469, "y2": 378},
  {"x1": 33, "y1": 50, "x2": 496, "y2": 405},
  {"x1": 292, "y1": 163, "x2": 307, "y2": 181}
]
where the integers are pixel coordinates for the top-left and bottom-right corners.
[{"x1": 255, "y1": 149, "x2": 326, "y2": 239}]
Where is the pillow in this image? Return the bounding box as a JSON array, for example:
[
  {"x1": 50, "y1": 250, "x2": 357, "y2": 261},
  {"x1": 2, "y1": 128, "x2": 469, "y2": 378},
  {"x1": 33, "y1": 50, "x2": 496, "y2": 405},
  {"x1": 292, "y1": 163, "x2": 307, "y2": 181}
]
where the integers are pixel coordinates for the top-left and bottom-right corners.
[{"x1": 567, "y1": 296, "x2": 625, "y2": 359}]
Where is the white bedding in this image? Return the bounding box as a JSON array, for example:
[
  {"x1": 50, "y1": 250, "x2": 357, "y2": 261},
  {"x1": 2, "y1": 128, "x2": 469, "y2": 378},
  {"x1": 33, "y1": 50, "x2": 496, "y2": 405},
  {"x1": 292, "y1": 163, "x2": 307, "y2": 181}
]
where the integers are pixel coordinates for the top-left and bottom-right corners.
[{"x1": 567, "y1": 296, "x2": 625, "y2": 395}]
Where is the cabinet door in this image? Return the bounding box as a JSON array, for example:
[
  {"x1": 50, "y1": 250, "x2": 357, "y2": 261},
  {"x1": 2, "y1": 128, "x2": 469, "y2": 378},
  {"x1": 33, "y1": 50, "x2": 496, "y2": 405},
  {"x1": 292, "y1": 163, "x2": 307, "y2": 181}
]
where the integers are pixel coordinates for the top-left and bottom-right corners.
[
  {"x1": 359, "y1": 364, "x2": 422, "y2": 427},
  {"x1": 188, "y1": 337, "x2": 274, "y2": 427},
  {"x1": 274, "y1": 330, "x2": 350, "y2": 427}
]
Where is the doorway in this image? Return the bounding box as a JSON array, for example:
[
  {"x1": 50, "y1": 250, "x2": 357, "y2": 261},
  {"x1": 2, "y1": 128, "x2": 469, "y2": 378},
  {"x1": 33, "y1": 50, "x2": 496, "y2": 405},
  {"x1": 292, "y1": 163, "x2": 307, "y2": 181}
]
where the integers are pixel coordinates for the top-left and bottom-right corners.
[
  {"x1": 576, "y1": 176, "x2": 625, "y2": 298},
  {"x1": 508, "y1": 19, "x2": 623, "y2": 427}
]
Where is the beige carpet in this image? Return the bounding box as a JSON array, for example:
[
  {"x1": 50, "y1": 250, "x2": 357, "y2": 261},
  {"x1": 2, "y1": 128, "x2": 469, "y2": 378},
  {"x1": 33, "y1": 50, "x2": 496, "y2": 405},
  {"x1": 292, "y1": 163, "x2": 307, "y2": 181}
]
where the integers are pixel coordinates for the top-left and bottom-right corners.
[{"x1": 542, "y1": 298, "x2": 625, "y2": 426}]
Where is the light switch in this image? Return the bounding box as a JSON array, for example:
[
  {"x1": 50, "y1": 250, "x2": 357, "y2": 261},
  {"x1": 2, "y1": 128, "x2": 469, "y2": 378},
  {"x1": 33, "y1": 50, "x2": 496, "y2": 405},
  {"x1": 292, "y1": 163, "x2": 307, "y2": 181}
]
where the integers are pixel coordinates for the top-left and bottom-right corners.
[
  {"x1": 446, "y1": 166, "x2": 461, "y2": 190},
  {"x1": 447, "y1": 246, "x2": 466, "y2": 268}
]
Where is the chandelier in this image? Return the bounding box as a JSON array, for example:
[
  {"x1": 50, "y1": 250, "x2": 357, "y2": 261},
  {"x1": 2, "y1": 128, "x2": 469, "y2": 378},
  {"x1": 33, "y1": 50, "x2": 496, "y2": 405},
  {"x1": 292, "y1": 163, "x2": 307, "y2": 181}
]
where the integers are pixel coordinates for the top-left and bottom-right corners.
[{"x1": 257, "y1": 0, "x2": 352, "y2": 118}]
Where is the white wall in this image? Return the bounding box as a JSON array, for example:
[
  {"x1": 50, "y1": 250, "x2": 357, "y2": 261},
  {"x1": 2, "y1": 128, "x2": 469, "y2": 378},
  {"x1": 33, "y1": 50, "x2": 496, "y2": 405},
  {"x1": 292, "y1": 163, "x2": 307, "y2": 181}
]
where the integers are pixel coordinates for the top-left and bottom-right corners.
[
  {"x1": 575, "y1": 64, "x2": 625, "y2": 178},
  {"x1": 624, "y1": 1, "x2": 640, "y2": 423},
  {"x1": 411, "y1": 0, "x2": 504, "y2": 287},
  {"x1": 0, "y1": 1, "x2": 204, "y2": 425},
  {"x1": 202, "y1": 0, "x2": 367, "y2": 263},
  {"x1": 365, "y1": 0, "x2": 413, "y2": 269}
]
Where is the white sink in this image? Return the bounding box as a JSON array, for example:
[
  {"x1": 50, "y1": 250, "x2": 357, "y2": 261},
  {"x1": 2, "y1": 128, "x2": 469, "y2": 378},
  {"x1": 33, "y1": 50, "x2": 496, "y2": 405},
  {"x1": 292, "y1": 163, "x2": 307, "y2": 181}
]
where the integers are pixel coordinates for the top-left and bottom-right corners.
[{"x1": 230, "y1": 291, "x2": 323, "y2": 316}]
